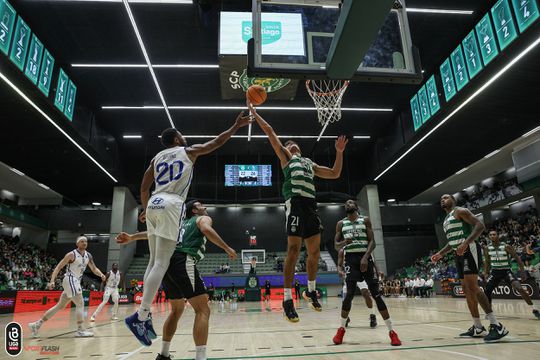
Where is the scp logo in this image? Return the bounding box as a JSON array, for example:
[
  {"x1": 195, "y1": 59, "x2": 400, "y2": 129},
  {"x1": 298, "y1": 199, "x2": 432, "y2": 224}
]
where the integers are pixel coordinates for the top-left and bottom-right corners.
[
  {"x1": 5, "y1": 322, "x2": 22, "y2": 356},
  {"x1": 152, "y1": 197, "x2": 164, "y2": 205}
]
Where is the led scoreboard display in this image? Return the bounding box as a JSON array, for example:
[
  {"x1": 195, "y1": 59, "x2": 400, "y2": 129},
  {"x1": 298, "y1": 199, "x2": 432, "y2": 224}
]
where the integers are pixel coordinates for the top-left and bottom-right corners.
[{"x1": 225, "y1": 165, "x2": 272, "y2": 187}]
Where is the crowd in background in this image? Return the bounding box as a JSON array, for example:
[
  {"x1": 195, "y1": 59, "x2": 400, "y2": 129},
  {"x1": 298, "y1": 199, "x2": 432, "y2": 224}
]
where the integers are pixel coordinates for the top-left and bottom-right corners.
[
  {"x1": 394, "y1": 208, "x2": 540, "y2": 284},
  {"x1": 0, "y1": 235, "x2": 57, "y2": 290},
  {"x1": 457, "y1": 177, "x2": 522, "y2": 210}
]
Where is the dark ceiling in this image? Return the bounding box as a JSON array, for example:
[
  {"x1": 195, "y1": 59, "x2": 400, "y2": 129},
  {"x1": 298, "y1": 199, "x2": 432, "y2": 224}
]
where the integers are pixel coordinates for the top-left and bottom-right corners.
[{"x1": 1, "y1": 0, "x2": 537, "y2": 206}]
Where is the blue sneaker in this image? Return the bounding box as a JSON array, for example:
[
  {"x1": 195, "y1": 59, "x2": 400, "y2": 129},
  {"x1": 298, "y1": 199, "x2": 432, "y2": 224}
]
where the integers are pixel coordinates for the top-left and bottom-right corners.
[
  {"x1": 146, "y1": 313, "x2": 157, "y2": 340},
  {"x1": 125, "y1": 312, "x2": 152, "y2": 346}
]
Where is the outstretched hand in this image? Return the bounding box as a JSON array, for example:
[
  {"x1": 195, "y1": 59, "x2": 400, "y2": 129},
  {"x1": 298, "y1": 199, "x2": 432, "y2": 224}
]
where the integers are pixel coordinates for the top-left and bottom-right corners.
[
  {"x1": 335, "y1": 135, "x2": 348, "y2": 153},
  {"x1": 235, "y1": 111, "x2": 252, "y2": 128},
  {"x1": 116, "y1": 232, "x2": 133, "y2": 245}
]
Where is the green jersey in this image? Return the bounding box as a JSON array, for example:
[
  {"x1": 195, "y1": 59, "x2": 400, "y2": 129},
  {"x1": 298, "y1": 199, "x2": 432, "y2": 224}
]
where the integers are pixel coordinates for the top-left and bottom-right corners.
[
  {"x1": 342, "y1": 216, "x2": 369, "y2": 253},
  {"x1": 442, "y1": 208, "x2": 473, "y2": 250},
  {"x1": 487, "y1": 242, "x2": 511, "y2": 270},
  {"x1": 282, "y1": 155, "x2": 316, "y2": 200},
  {"x1": 176, "y1": 216, "x2": 207, "y2": 262}
]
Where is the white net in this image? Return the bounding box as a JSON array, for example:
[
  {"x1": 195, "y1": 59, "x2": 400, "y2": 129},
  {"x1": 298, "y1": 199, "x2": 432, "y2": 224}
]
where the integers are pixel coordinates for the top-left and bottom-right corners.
[{"x1": 306, "y1": 80, "x2": 349, "y2": 126}]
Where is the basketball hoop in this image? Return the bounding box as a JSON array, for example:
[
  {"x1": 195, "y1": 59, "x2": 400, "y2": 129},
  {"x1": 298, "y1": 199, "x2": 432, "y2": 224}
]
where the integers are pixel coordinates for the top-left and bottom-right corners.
[{"x1": 306, "y1": 79, "x2": 349, "y2": 127}]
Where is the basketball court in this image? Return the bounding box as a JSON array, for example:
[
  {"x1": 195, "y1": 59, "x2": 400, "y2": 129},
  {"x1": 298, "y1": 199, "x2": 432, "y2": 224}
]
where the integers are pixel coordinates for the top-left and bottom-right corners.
[
  {"x1": 1, "y1": 0, "x2": 540, "y2": 359},
  {"x1": 2, "y1": 297, "x2": 539, "y2": 359}
]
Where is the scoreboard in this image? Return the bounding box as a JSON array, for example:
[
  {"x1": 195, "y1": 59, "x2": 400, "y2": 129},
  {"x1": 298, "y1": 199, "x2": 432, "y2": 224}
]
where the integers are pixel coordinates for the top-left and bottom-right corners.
[{"x1": 225, "y1": 165, "x2": 272, "y2": 187}]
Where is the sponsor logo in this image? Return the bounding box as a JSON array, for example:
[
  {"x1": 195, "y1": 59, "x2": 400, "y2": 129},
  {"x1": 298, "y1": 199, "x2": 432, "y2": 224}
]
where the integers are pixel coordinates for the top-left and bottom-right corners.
[
  {"x1": 291, "y1": 226, "x2": 297, "y2": 233},
  {"x1": 0, "y1": 299, "x2": 15, "y2": 308},
  {"x1": 23, "y1": 345, "x2": 60, "y2": 355},
  {"x1": 228, "y1": 69, "x2": 291, "y2": 93},
  {"x1": 242, "y1": 21, "x2": 282, "y2": 45},
  {"x1": 453, "y1": 285, "x2": 464, "y2": 296},
  {"x1": 248, "y1": 277, "x2": 258, "y2": 288},
  {"x1": 151, "y1": 197, "x2": 164, "y2": 205},
  {"x1": 5, "y1": 322, "x2": 22, "y2": 356}
]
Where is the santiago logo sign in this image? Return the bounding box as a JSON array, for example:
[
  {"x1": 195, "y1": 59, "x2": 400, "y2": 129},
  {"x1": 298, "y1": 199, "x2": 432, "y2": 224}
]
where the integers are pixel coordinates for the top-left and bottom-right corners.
[{"x1": 242, "y1": 21, "x2": 282, "y2": 45}]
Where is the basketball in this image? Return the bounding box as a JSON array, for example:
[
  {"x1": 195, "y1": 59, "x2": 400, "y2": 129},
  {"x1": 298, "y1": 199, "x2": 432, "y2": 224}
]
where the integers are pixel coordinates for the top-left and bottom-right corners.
[{"x1": 246, "y1": 85, "x2": 267, "y2": 106}]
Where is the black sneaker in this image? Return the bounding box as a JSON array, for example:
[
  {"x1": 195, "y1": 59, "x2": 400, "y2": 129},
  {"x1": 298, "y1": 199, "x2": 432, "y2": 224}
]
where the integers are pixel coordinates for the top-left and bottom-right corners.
[
  {"x1": 302, "y1": 290, "x2": 322, "y2": 312},
  {"x1": 459, "y1": 325, "x2": 487, "y2": 337},
  {"x1": 155, "y1": 354, "x2": 171, "y2": 360},
  {"x1": 345, "y1": 317, "x2": 351, "y2": 328},
  {"x1": 484, "y1": 323, "x2": 508, "y2": 342},
  {"x1": 282, "y1": 299, "x2": 299, "y2": 322},
  {"x1": 369, "y1": 314, "x2": 377, "y2": 328},
  {"x1": 533, "y1": 309, "x2": 540, "y2": 320}
]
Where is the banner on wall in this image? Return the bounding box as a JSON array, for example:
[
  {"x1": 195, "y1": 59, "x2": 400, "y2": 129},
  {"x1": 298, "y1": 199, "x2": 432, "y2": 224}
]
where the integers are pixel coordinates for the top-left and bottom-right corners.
[
  {"x1": 0, "y1": 291, "x2": 17, "y2": 314},
  {"x1": 219, "y1": 56, "x2": 298, "y2": 100},
  {"x1": 450, "y1": 278, "x2": 540, "y2": 299},
  {"x1": 14, "y1": 291, "x2": 69, "y2": 313}
]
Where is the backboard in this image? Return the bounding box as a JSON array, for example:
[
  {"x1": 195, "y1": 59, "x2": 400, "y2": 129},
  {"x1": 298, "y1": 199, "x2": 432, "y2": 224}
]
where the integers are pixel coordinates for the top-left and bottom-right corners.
[{"x1": 247, "y1": 0, "x2": 422, "y2": 83}]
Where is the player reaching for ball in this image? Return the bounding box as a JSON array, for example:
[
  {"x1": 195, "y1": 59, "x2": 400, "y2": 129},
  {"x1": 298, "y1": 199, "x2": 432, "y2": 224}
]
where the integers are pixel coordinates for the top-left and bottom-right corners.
[{"x1": 246, "y1": 98, "x2": 348, "y2": 322}]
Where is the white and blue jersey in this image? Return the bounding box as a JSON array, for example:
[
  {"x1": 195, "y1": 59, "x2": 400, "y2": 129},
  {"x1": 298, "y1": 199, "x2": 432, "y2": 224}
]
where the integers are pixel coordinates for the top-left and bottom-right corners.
[
  {"x1": 62, "y1": 250, "x2": 90, "y2": 298},
  {"x1": 147, "y1": 146, "x2": 194, "y2": 241}
]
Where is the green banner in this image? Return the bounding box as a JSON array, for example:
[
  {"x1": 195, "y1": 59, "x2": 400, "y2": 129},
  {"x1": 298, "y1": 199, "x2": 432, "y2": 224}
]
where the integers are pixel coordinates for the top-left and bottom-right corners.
[
  {"x1": 491, "y1": 0, "x2": 518, "y2": 50},
  {"x1": 511, "y1": 0, "x2": 540, "y2": 32},
  {"x1": 0, "y1": 0, "x2": 16, "y2": 55},
  {"x1": 418, "y1": 85, "x2": 430, "y2": 124},
  {"x1": 38, "y1": 49, "x2": 54, "y2": 96},
  {"x1": 450, "y1": 45, "x2": 469, "y2": 91},
  {"x1": 462, "y1": 30, "x2": 483, "y2": 79},
  {"x1": 425, "y1": 75, "x2": 440, "y2": 116},
  {"x1": 64, "y1": 80, "x2": 77, "y2": 121},
  {"x1": 410, "y1": 94, "x2": 422, "y2": 131},
  {"x1": 440, "y1": 58, "x2": 457, "y2": 101},
  {"x1": 24, "y1": 34, "x2": 43, "y2": 84},
  {"x1": 475, "y1": 13, "x2": 499, "y2": 66},
  {"x1": 9, "y1": 16, "x2": 30, "y2": 71},
  {"x1": 54, "y1": 68, "x2": 68, "y2": 112}
]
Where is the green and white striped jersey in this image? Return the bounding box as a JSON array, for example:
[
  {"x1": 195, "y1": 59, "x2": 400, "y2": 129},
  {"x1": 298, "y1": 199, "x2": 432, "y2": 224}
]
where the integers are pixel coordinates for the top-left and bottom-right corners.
[
  {"x1": 282, "y1": 155, "x2": 316, "y2": 200},
  {"x1": 342, "y1": 216, "x2": 369, "y2": 253},
  {"x1": 176, "y1": 216, "x2": 207, "y2": 262},
  {"x1": 487, "y1": 242, "x2": 511, "y2": 269},
  {"x1": 442, "y1": 208, "x2": 473, "y2": 250}
]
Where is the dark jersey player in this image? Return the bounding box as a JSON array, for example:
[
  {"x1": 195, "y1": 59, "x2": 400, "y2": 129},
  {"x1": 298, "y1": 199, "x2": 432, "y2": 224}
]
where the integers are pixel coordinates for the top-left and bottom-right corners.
[
  {"x1": 432, "y1": 194, "x2": 508, "y2": 342},
  {"x1": 247, "y1": 100, "x2": 348, "y2": 322},
  {"x1": 333, "y1": 199, "x2": 401, "y2": 346},
  {"x1": 483, "y1": 230, "x2": 539, "y2": 319}
]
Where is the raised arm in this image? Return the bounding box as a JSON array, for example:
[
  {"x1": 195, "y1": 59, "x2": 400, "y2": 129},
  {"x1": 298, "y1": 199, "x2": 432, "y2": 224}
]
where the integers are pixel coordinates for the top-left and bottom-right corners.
[
  {"x1": 246, "y1": 101, "x2": 292, "y2": 166},
  {"x1": 48, "y1": 252, "x2": 75, "y2": 289},
  {"x1": 334, "y1": 220, "x2": 349, "y2": 250},
  {"x1": 455, "y1": 207, "x2": 485, "y2": 256},
  {"x1": 186, "y1": 112, "x2": 251, "y2": 160},
  {"x1": 140, "y1": 160, "x2": 154, "y2": 222},
  {"x1": 87, "y1": 254, "x2": 106, "y2": 281},
  {"x1": 313, "y1": 135, "x2": 348, "y2": 179},
  {"x1": 197, "y1": 216, "x2": 237, "y2": 260}
]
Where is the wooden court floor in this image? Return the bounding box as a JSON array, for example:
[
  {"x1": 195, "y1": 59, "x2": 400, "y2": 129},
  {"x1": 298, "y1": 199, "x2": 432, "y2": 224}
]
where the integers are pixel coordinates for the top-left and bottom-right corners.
[{"x1": 2, "y1": 296, "x2": 539, "y2": 360}]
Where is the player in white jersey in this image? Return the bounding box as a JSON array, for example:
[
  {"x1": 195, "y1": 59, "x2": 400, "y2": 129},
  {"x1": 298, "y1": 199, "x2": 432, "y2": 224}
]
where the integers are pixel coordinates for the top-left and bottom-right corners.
[
  {"x1": 28, "y1": 236, "x2": 106, "y2": 337},
  {"x1": 126, "y1": 112, "x2": 252, "y2": 346},
  {"x1": 91, "y1": 263, "x2": 125, "y2": 321}
]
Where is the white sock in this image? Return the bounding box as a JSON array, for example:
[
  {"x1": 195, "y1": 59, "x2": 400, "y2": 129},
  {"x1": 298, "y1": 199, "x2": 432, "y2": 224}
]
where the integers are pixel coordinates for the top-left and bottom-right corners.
[
  {"x1": 195, "y1": 345, "x2": 207, "y2": 360},
  {"x1": 137, "y1": 306, "x2": 150, "y2": 321},
  {"x1": 36, "y1": 319, "x2": 44, "y2": 327},
  {"x1": 161, "y1": 341, "x2": 171, "y2": 357},
  {"x1": 384, "y1": 318, "x2": 393, "y2": 331},
  {"x1": 486, "y1": 312, "x2": 499, "y2": 326},
  {"x1": 473, "y1": 317, "x2": 483, "y2": 328},
  {"x1": 284, "y1": 288, "x2": 292, "y2": 301},
  {"x1": 308, "y1": 280, "x2": 316, "y2": 292},
  {"x1": 340, "y1": 317, "x2": 348, "y2": 327}
]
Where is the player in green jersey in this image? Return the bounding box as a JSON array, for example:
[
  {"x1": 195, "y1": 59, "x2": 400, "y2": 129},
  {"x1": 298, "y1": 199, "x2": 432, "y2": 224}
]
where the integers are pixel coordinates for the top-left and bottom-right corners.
[
  {"x1": 483, "y1": 230, "x2": 539, "y2": 319},
  {"x1": 247, "y1": 100, "x2": 348, "y2": 322},
  {"x1": 116, "y1": 200, "x2": 237, "y2": 360},
  {"x1": 432, "y1": 194, "x2": 508, "y2": 342}
]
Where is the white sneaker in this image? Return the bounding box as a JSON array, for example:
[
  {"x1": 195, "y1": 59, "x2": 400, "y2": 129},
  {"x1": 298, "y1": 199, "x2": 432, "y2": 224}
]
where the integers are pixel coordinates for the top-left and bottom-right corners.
[
  {"x1": 75, "y1": 330, "x2": 94, "y2": 337},
  {"x1": 111, "y1": 315, "x2": 118, "y2": 320},
  {"x1": 90, "y1": 316, "x2": 96, "y2": 322},
  {"x1": 28, "y1": 321, "x2": 41, "y2": 338}
]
